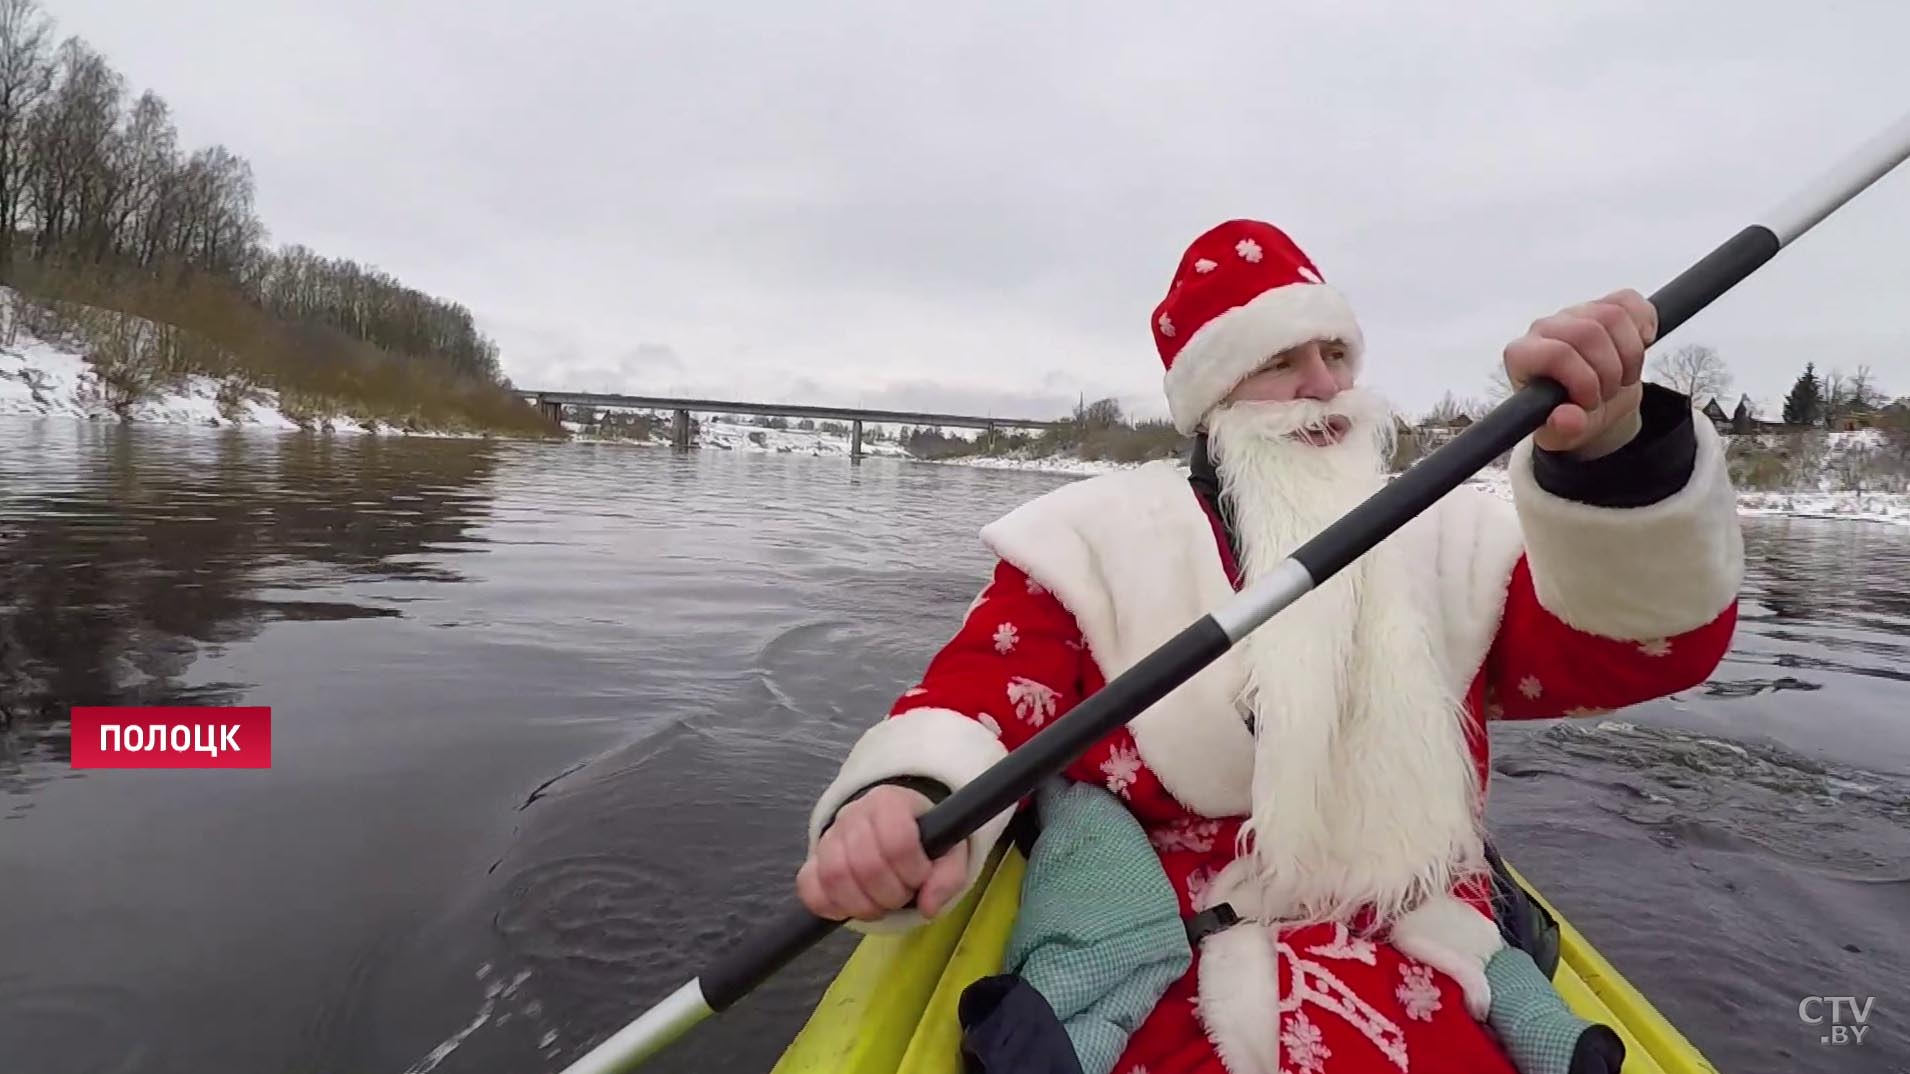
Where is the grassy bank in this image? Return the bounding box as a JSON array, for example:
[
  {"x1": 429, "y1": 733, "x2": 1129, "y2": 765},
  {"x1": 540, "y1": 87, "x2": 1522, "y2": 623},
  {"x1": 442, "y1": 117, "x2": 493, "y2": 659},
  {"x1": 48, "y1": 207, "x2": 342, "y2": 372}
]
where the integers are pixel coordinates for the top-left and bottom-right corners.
[{"x1": 3, "y1": 266, "x2": 555, "y2": 436}]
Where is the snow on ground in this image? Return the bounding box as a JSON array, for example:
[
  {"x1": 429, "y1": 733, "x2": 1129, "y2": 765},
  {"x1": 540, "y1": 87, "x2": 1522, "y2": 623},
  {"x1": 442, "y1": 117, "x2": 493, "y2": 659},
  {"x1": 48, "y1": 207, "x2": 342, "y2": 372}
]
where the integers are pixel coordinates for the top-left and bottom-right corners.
[
  {"x1": 1461, "y1": 464, "x2": 1910, "y2": 527},
  {"x1": 921, "y1": 453, "x2": 1152, "y2": 477},
  {"x1": 3, "y1": 318, "x2": 425, "y2": 436},
  {"x1": 1, "y1": 339, "x2": 117, "y2": 421},
  {"x1": 699, "y1": 419, "x2": 911, "y2": 458},
  {"x1": 1735, "y1": 490, "x2": 1910, "y2": 526},
  {"x1": 568, "y1": 416, "x2": 912, "y2": 458}
]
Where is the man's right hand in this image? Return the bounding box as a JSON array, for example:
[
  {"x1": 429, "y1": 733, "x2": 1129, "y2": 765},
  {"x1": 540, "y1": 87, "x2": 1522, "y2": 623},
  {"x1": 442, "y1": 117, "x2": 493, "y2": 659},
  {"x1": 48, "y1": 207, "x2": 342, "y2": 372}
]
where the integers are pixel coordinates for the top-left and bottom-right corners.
[{"x1": 796, "y1": 784, "x2": 971, "y2": 922}]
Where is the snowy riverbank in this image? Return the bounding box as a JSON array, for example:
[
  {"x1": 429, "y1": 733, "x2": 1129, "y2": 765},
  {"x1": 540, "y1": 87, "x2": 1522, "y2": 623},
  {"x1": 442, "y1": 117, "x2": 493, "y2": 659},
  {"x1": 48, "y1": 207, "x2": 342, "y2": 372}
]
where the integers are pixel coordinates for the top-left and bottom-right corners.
[
  {"x1": 0, "y1": 329, "x2": 483, "y2": 436},
  {"x1": 938, "y1": 453, "x2": 1910, "y2": 527},
  {"x1": 1, "y1": 339, "x2": 376, "y2": 436},
  {"x1": 566, "y1": 418, "x2": 911, "y2": 458},
  {"x1": 8, "y1": 325, "x2": 1905, "y2": 526},
  {"x1": 1458, "y1": 445, "x2": 1910, "y2": 527}
]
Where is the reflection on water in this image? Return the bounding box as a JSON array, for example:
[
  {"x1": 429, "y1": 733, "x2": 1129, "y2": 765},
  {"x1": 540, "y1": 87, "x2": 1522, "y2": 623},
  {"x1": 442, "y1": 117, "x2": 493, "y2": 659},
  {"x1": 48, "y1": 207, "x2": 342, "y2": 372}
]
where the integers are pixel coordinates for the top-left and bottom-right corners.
[
  {"x1": 0, "y1": 422, "x2": 493, "y2": 715},
  {"x1": 1, "y1": 416, "x2": 1907, "y2": 1074}
]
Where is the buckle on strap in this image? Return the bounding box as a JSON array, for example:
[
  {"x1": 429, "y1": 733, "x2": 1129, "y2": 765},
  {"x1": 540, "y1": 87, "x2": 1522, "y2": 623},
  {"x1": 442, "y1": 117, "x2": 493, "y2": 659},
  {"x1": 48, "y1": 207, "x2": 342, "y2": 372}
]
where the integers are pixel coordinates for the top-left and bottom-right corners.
[{"x1": 1184, "y1": 902, "x2": 1240, "y2": 945}]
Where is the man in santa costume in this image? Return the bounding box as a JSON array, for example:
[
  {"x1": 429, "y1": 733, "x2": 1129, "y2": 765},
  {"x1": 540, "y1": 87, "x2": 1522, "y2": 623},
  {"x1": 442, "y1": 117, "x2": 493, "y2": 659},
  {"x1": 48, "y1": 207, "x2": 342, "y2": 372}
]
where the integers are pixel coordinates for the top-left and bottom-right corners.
[{"x1": 796, "y1": 219, "x2": 1742, "y2": 1074}]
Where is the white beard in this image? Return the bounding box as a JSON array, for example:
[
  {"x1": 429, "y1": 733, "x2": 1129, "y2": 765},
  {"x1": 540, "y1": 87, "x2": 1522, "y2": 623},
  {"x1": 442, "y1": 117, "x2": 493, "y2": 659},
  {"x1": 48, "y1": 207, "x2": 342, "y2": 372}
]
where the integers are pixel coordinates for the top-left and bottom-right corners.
[{"x1": 1207, "y1": 389, "x2": 1485, "y2": 928}]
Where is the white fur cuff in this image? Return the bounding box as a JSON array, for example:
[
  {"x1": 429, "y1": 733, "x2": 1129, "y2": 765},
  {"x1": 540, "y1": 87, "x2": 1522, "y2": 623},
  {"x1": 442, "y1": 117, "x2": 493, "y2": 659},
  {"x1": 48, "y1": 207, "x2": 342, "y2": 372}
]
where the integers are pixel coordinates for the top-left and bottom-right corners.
[
  {"x1": 806, "y1": 708, "x2": 1013, "y2": 934},
  {"x1": 1389, "y1": 895, "x2": 1503, "y2": 1020},
  {"x1": 1196, "y1": 925, "x2": 1282, "y2": 1074},
  {"x1": 1509, "y1": 417, "x2": 1743, "y2": 640}
]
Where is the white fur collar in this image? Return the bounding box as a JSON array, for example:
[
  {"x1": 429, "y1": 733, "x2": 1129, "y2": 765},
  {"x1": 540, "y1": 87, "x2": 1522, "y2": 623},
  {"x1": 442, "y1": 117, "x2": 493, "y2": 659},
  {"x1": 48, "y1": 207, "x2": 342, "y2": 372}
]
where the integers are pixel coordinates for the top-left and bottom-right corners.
[{"x1": 980, "y1": 463, "x2": 1523, "y2": 822}]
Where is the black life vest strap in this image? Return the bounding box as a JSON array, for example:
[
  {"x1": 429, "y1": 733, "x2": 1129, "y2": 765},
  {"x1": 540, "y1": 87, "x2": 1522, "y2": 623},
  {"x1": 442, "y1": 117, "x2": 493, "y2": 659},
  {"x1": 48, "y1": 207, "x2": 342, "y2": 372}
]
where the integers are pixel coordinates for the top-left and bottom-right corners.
[{"x1": 1183, "y1": 901, "x2": 1240, "y2": 945}]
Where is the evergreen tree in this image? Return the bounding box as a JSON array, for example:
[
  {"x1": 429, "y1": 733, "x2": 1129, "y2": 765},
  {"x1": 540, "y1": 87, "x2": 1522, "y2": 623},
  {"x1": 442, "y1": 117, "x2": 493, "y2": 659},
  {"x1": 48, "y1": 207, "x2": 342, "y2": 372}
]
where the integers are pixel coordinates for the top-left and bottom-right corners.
[{"x1": 1782, "y1": 363, "x2": 1824, "y2": 426}]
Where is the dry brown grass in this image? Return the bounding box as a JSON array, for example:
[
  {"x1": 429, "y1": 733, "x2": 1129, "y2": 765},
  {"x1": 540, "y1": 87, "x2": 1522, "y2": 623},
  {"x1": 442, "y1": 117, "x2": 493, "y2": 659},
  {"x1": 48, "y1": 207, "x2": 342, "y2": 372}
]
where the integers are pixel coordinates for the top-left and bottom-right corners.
[{"x1": 7, "y1": 258, "x2": 557, "y2": 436}]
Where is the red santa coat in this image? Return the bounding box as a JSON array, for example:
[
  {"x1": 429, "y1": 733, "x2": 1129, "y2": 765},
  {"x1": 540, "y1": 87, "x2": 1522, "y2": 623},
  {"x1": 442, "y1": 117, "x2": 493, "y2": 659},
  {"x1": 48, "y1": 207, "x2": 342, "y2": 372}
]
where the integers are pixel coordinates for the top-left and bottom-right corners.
[{"x1": 807, "y1": 425, "x2": 1742, "y2": 1074}]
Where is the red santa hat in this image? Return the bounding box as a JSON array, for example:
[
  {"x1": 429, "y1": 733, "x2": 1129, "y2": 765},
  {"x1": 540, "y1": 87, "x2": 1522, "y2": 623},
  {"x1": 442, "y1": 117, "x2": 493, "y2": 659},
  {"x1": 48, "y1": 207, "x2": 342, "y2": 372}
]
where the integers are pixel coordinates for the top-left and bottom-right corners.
[{"x1": 1151, "y1": 219, "x2": 1365, "y2": 434}]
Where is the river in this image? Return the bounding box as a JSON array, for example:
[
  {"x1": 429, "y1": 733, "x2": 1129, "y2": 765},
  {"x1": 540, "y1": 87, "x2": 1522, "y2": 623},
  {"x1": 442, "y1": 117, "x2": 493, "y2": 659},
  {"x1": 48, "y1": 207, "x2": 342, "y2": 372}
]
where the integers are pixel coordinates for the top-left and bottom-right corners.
[{"x1": 1, "y1": 416, "x2": 1905, "y2": 1074}]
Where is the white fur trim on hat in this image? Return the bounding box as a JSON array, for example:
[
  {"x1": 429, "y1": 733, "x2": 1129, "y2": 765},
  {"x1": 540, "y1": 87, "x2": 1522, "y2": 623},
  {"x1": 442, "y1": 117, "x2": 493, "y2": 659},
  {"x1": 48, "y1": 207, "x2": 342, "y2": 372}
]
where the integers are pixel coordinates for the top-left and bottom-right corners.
[
  {"x1": 1163, "y1": 282, "x2": 1365, "y2": 434},
  {"x1": 806, "y1": 707, "x2": 1013, "y2": 934},
  {"x1": 1508, "y1": 416, "x2": 1743, "y2": 640}
]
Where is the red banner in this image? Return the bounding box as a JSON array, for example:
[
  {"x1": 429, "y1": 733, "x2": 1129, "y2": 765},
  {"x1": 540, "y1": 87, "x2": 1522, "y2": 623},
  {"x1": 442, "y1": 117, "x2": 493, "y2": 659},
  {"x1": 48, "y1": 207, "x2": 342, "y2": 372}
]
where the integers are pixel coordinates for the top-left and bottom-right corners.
[{"x1": 69, "y1": 707, "x2": 273, "y2": 769}]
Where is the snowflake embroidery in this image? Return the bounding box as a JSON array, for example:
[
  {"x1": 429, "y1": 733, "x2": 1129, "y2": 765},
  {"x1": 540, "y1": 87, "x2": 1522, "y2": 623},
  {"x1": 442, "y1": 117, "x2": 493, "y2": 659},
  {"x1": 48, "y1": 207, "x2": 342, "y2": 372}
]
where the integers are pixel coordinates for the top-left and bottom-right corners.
[
  {"x1": 1565, "y1": 706, "x2": 1612, "y2": 718},
  {"x1": 1305, "y1": 923, "x2": 1377, "y2": 965},
  {"x1": 1123, "y1": 1066, "x2": 1150, "y2": 1074},
  {"x1": 1297, "y1": 264, "x2": 1322, "y2": 284},
  {"x1": 1485, "y1": 701, "x2": 1505, "y2": 718},
  {"x1": 992, "y1": 622, "x2": 1019, "y2": 654},
  {"x1": 977, "y1": 713, "x2": 1003, "y2": 738},
  {"x1": 1149, "y1": 818, "x2": 1221, "y2": 854},
  {"x1": 1157, "y1": 313, "x2": 1175, "y2": 338},
  {"x1": 1638, "y1": 637, "x2": 1673, "y2": 658},
  {"x1": 1518, "y1": 674, "x2": 1543, "y2": 700},
  {"x1": 1396, "y1": 963, "x2": 1442, "y2": 1021},
  {"x1": 1184, "y1": 866, "x2": 1216, "y2": 908},
  {"x1": 1024, "y1": 576, "x2": 1046, "y2": 596},
  {"x1": 1102, "y1": 744, "x2": 1142, "y2": 798},
  {"x1": 1193, "y1": 258, "x2": 1217, "y2": 274},
  {"x1": 1278, "y1": 941, "x2": 1409, "y2": 1071},
  {"x1": 1007, "y1": 677, "x2": 1059, "y2": 726},
  {"x1": 1235, "y1": 238, "x2": 1263, "y2": 262},
  {"x1": 1281, "y1": 1011, "x2": 1332, "y2": 1073}
]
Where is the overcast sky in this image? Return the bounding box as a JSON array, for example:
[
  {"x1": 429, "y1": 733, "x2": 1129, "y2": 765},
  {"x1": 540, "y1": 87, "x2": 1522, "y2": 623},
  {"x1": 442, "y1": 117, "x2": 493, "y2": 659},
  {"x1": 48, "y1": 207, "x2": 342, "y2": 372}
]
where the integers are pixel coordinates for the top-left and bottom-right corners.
[{"x1": 48, "y1": 0, "x2": 1910, "y2": 421}]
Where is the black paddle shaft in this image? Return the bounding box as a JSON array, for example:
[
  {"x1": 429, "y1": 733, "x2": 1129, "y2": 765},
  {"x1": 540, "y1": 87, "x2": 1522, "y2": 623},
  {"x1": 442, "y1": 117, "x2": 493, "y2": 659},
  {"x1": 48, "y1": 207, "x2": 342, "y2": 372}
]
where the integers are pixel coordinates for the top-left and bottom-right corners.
[{"x1": 700, "y1": 221, "x2": 1783, "y2": 1014}]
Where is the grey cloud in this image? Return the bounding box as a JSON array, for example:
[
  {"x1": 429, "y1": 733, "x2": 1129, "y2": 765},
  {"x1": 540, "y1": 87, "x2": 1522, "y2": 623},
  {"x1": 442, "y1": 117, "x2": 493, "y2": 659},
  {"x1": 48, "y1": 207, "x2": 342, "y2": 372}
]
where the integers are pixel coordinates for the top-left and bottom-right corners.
[{"x1": 55, "y1": 0, "x2": 1910, "y2": 419}]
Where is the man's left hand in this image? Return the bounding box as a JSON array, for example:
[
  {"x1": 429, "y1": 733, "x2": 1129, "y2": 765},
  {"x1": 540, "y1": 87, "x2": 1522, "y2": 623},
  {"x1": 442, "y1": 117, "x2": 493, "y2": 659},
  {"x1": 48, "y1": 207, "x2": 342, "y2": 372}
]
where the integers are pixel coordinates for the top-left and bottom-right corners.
[{"x1": 1503, "y1": 289, "x2": 1658, "y2": 456}]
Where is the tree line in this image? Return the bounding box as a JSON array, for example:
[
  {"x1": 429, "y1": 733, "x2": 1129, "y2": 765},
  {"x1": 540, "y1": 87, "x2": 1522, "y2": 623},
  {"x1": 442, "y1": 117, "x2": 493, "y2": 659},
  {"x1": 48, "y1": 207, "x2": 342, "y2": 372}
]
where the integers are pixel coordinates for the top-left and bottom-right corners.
[
  {"x1": 0, "y1": 0, "x2": 504, "y2": 387},
  {"x1": 1780, "y1": 362, "x2": 1890, "y2": 429}
]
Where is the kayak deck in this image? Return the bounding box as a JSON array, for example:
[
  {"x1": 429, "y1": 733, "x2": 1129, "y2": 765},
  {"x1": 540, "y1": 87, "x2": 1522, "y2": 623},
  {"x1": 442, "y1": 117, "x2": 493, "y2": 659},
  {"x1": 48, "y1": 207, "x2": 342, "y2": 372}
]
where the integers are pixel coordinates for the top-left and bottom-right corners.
[{"x1": 775, "y1": 846, "x2": 1717, "y2": 1074}]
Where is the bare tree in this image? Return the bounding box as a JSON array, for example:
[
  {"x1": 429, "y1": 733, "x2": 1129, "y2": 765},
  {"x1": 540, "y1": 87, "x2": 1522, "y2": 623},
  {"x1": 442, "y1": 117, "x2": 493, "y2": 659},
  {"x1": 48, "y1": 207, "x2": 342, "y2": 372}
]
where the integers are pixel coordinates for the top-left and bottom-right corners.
[
  {"x1": 1848, "y1": 364, "x2": 1885, "y2": 414},
  {"x1": 25, "y1": 37, "x2": 123, "y2": 259},
  {"x1": 100, "y1": 89, "x2": 171, "y2": 263},
  {"x1": 1484, "y1": 364, "x2": 1512, "y2": 404},
  {"x1": 1822, "y1": 367, "x2": 1850, "y2": 428},
  {"x1": 1423, "y1": 390, "x2": 1481, "y2": 425},
  {"x1": 0, "y1": 0, "x2": 51, "y2": 275},
  {"x1": 0, "y1": 8, "x2": 510, "y2": 398},
  {"x1": 1648, "y1": 343, "x2": 1732, "y2": 403}
]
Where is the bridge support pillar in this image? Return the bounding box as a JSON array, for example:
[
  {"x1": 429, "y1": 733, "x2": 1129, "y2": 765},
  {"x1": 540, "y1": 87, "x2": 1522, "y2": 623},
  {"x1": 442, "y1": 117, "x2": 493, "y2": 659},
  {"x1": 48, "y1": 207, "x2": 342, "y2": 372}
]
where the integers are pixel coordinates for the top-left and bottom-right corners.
[
  {"x1": 538, "y1": 399, "x2": 565, "y2": 425},
  {"x1": 672, "y1": 409, "x2": 692, "y2": 452},
  {"x1": 851, "y1": 419, "x2": 864, "y2": 462}
]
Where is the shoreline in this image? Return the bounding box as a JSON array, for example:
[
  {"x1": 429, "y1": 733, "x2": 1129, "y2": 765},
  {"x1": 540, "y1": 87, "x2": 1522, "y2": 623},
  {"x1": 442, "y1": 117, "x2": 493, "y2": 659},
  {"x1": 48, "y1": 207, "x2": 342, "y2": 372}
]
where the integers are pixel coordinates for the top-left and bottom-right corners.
[
  {"x1": 12, "y1": 406, "x2": 1906, "y2": 527},
  {"x1": 9, "y1": 346, "x2": 1904, "y2": 528}
]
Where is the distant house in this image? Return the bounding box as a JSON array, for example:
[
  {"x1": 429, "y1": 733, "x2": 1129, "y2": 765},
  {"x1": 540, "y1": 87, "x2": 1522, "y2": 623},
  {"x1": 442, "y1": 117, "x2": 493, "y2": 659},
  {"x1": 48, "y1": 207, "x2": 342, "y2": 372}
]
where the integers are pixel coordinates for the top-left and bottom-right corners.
[
  {"x1": 1727, "y1": 395, "x2": 1813, "y2": 435},
  {"x1": 1700, "y1": 397, "x2": 1731, "y2": 432},
  {"x1": 1412, "y1": 412, "x2": 1475, "y2": 449}
]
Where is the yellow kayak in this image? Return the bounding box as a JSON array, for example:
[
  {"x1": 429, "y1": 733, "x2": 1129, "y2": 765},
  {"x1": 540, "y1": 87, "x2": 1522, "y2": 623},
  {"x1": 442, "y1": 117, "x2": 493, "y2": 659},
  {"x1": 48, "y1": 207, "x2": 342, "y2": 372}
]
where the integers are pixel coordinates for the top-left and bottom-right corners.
[{"x1": 774, "y1": 844, "x2": 1717, "y2": 1074}]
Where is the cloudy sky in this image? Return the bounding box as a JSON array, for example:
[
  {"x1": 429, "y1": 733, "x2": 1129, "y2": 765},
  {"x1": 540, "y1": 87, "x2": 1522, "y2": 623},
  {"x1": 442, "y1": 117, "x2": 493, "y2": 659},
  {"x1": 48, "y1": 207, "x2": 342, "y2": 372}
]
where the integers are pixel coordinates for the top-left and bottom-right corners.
[{"x1": 50, "y1": 0, "x2": 1910, "y2": 421}]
